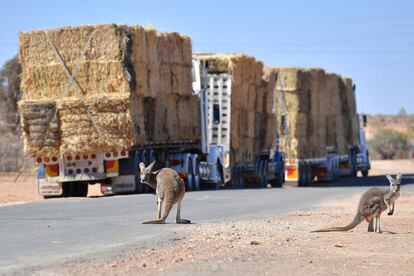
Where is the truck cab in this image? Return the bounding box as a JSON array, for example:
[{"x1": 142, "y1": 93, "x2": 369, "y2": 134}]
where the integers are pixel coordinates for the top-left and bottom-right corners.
[
  {"x1": 356, "y1": 114, "x2": 371, "y2": 176},
  {"x1": 192, "y1": 57, "x2": 285, "y2": 188}
]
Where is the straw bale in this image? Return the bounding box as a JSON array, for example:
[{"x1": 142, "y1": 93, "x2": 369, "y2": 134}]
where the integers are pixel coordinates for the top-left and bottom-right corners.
[
  {"x1": 152, "y1": 97, "x2": 168, "y2": 142},
  {"x1": 171, "y1": 64, "x2": 193, "y2": 95},
  {"x1": 129, "y1": 93, "x2": 147, "y2": 145},
  {"x1": 19, "y1": 24, "x2": 199, "y2": 157},
  {"x1": 196, "y1": 53, "x2": 264, "y2": 163},
  {"x1": 264, "y1": 115, "x2": 277, "y2": 150},
  {"x1": 18, "y1": 100, "x2": 60, "y2": 157},
  {"x1": 57, "y1": 94, "x2": 133, "y2": 154},
  {"x1": 265, "y1": 67, "x2": 359, "y2": 159},
  {"x1": 194, "y1": 53, "x2": 242, "y2": 73},
  {"x1": 177, "y1": 95, "x2": 201, "y2": 140},
  {"x1": 19, "y1": 24, "x2": 124, "y2": 66}
]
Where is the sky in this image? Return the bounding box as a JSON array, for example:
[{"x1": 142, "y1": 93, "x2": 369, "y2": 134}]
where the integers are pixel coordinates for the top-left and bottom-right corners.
[{"x1": 0, "y1": 0, "x2": 413, "y2": 115}]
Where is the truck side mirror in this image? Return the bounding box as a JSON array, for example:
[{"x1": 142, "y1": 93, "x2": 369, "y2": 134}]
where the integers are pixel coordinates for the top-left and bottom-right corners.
[
  {"x1": 280, "y1": 114, "x2": 287, "y2": 135},
  {"x1": 363, "y1": 114, "x2": 367, "y2": 127},
  {"x1": 191, "y1": 59, "x2": 201, "y2": 93},
  {"x1": 213, "y1": 104, "x2": 220, "y2": 124}
]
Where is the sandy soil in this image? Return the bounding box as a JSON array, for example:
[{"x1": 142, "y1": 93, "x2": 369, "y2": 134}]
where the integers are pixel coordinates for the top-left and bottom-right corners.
[
  {"x1": 2, "y1": 160, "x2": 414, "y2": 274},
  {"x1": 41, "y1": 193, "x2": 414, "y2": 275},
  {"x1": 366, "y1": 159, "x2": 414, "y2": 176},
  {"x1": 0, "y1": 172, "x2": 102, "y2": 205}
]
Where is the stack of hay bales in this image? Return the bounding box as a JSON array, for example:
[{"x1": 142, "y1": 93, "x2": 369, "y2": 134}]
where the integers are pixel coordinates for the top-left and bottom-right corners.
[
  {"x1": 267, "y1": 67, "x2": 358, "y2": 159},
  {"x1": 261, "y1": 69, "x2": 278, "y2": 151},
  {"x1": 194, "y1": 54, "x2": 265, "y2": 164},
  {"x1": 18, "y1": 24, "x2": 199, "y2": 157}
]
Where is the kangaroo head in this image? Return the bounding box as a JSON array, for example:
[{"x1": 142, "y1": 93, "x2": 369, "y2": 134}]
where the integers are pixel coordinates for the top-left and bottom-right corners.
[
  {"x1": 139, "y1": 161, "x2": 156, "y2": 183},
  {"x1": 386, "y1": 174, "x2": 402, "y2": 192}
]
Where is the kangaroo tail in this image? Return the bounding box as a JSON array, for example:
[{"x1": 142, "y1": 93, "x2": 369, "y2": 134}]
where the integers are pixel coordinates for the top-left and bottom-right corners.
[{"x1": 311, "y1": 212, "x2": 362, "y2": 232}]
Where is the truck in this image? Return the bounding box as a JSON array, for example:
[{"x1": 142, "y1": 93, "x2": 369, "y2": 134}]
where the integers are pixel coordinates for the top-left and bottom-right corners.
[
  {"x1": 102, "y1": 55, "x2": 286, "y2": 194},
  {"x1": 270, "y1": 67, "x2": 365, "y2": 186},
  {"x1": 355, "y1": 113, "x2": 371, "y2": 176},
  {"x1": 191, "y1": 55, "x2": 285, "y2": 189},
  {"x1": 19, "y1": 25, "x2": 285, "y2": 198}
]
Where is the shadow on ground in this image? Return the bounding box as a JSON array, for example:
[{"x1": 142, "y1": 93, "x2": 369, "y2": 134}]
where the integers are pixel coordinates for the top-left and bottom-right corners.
[{"x1": 309, "y1": 173, "x2": 414, "y2": 188}]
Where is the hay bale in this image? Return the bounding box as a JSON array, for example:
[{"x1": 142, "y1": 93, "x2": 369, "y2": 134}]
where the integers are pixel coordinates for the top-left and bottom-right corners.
[
  {"x1": 58, "y1": 94, "x2": 134, "y2": 155},
  {"x1": 20, "y1": 24, "x2": 132, "y2": 100},
  {"x1": 267, "y1": 67, "x2": 358, "y2": 159},
  {"x1": 195, "y1": 53, "x2": 264, "y2": 163},
  {"x1": 19, "y1": 24, "x2": 199, "y2": 157},
  {"x1": 18, "y1": 100, "x2": 60, "y2": 157}
]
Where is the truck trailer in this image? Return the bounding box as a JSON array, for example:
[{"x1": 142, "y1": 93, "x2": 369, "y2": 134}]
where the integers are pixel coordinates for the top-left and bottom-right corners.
[
  {"x1": 267, "y1": 67, "x2": 369, "y2": 186},
  {"x1": 18, "y1": 25, "x2": 284, "y2": 198}
]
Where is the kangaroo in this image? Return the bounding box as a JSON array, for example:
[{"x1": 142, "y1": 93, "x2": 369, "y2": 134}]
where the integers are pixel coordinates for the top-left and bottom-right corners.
[
  {"x1": 139, "y1": 161, "x2": 191, "y2": 224},
  {"x1": 312, "y1": 174, "x2": 401, "y2": 233}
]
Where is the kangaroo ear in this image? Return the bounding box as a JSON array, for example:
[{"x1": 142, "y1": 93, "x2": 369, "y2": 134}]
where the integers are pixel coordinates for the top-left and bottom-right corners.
[
  {"x1": 147, "y1": 160, "x2": 156, "y2": 171},
  {"x1": 396, "y1": 174, "x2": 402, "y2": 181},
  {"x1": 386, "y1": 175, "x2": 394, "y2": 183},
  {"x1": 139, "y1": 162, "x2": 146, "y2": 170}
]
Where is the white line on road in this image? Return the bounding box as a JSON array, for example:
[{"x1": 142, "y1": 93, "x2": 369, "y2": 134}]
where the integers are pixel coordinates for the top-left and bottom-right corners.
[{"x1": 196, "y1": 195, "x2": 210, "y2": 201}]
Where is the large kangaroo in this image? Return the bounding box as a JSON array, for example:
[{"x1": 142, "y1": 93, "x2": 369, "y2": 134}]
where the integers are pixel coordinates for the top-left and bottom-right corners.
[
  {"x1": 312, "y1": 174, "x2": 401, "y2": 233},
  {"x1": 140, "y1": 161, "x2": 191, "y2": 224}
]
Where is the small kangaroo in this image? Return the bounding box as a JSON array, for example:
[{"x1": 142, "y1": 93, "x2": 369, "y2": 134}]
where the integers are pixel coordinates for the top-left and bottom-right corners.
[
  {"x1": 312, "y1": 174, "x2": 401, "y2": 233},
  {"x1": 139, "y1": 161, "x2": 191, "y2": 224}
]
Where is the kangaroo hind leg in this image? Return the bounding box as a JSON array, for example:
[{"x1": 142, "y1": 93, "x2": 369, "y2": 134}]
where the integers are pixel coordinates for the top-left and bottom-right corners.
[
  {"x1": 368, "y1": 218, "x2": 374, "y2": 232},
  {"x1": 143, "y1": 198, "x2": 165, "y2": 224},
  {"x1": 176, "y1": 200, "x2": 191, "y2": 224}
]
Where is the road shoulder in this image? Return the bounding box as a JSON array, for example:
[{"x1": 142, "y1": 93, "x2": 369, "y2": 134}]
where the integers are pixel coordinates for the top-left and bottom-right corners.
[{"x1": 36, "y1": 192, "x2": 414, "y2": 275}]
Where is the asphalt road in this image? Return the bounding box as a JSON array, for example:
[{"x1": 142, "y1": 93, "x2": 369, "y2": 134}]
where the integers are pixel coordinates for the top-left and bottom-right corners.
[{"x1": 1, "y1": 175, "x2": 413, "y2": 274}]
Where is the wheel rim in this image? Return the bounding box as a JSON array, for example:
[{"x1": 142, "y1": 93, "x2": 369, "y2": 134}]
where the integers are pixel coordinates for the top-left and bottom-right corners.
[
  {"x1": 194, "y1": 158, "x2": 200, "y2": 191},
  {"x1": 186, "y1": 159, "x2": 193, "y2": 191}
]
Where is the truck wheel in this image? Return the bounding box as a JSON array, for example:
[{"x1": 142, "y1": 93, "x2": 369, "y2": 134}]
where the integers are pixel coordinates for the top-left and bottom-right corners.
[
  {"x1": 298, "y1": 163, "x2": 310, "y2": 187},
  {"x1": 297, "y1": 163, "x2": 305, "y2": 187},
  {"x1": 351, "y1": 168, "x2": 357, "y2": 177},
  {"x1": 193, "y1": 158, "x2": 201, "y2": 191},
  {"x1": 304, "y1": 163, "x2": 312, "y2": 186},
  {"x1": 362, "y1": 170, "x2": 369, "y2": 177},
  {"x1": 62, "y1": 182, "x2": 74, "y2": 197},
  {"x1": 231, "y1": 168, "x2": 239, "y2": 189},
  {"x1": 270, "y1": 178, "x2": 283, "y2": 188},
  {"x1": 75, "y1": 183, "x2": 88, "y2": 197},
  {"x1": 185, "y1": 160, "x2": 193, "y2": 192},
  {"x1": 271, "y1": 163, "x2": 284, "y2": 188}
]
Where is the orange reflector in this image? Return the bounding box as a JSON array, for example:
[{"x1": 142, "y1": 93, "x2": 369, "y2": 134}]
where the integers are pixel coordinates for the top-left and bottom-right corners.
[
  {"x1": 105, "y1": 160, "x2": 118, "y2": 173},
  {"x1": 286, "y1": 165, "x2": 298, "y2": 180},
  {"x1": 46, "y1": 164, "x2": 59, "y2": 177}
]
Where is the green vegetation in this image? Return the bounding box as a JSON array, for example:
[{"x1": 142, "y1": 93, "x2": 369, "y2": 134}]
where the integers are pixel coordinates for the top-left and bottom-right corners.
[
  {"x1": 0, "y1": 56, "x2": 28, "y2": 171},
  {"x1": 368, "y1": 128, "x2": 408, "y2": 160}
]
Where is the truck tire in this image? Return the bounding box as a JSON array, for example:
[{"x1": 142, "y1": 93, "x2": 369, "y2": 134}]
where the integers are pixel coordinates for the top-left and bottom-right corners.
[
  {"x1": 270, "y1": 161, "x2": 284, "y2": 188},
  {"x1": 362, "y1": 170, "x2": 369, "y2": 177},
  {"x1": 298, "y1": 163, "x2": 310, "y2": 187},
  {"x1": 75, "y1": 183, "x2": 88, "y2": 197},
  {"x1": 185, "y1": 159, "x2": 193, "y2": 192},
  {"x1": 297, "y1": 163, "x2": 305, "y2": 187},
  {"x1": 62, "y1": 182, "x2": 76, "y2": 197},
  {"x1": 304, "y1": 163, "x2": 312, "y2": 186},
  {"x1": 193, "y1": 157, "x2": 201, "y2": 191},
  {"x1": 260, "y1": 160, "x2": 268, "y2": 188}
]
